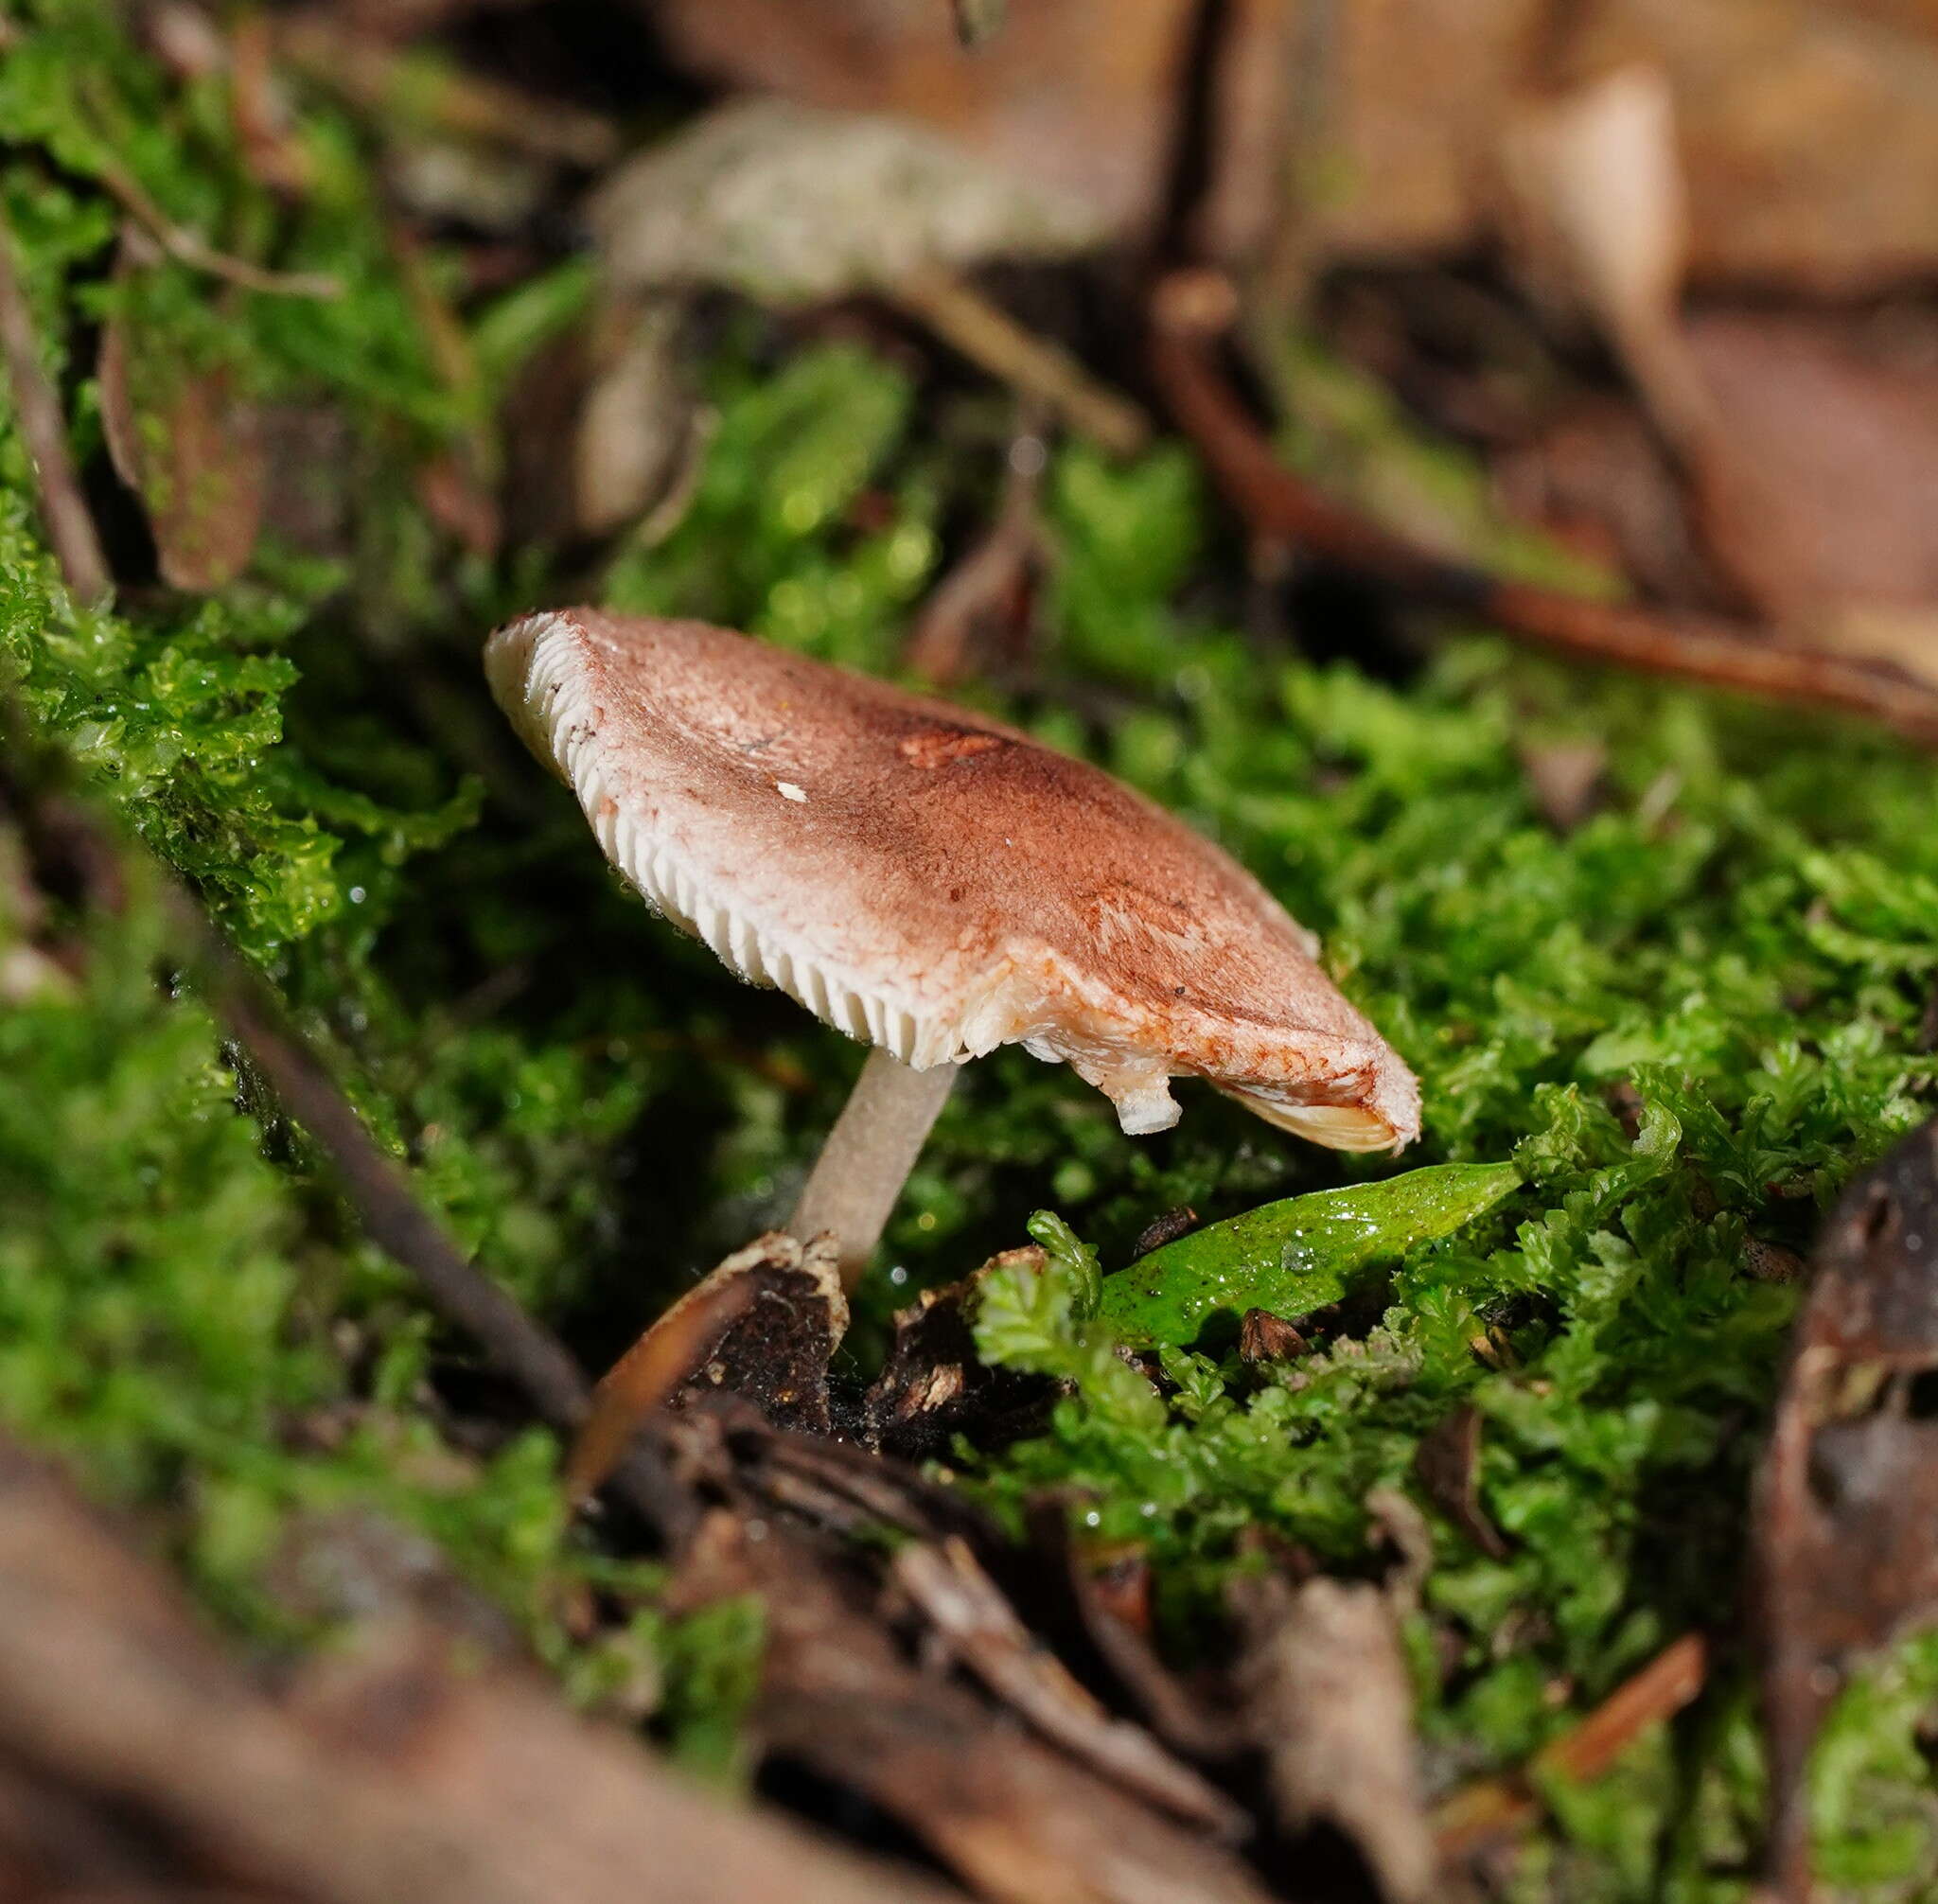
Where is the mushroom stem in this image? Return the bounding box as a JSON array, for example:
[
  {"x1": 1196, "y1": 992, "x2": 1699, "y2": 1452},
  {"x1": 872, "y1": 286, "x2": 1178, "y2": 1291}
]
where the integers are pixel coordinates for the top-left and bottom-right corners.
[{"x1": 789, "y1": 1048, "x2": 958, "y2": 1287}]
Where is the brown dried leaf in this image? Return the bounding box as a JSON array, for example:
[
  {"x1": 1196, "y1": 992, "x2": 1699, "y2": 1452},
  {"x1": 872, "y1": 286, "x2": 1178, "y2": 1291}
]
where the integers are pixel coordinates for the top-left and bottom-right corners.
[
  {"x1": 573, "y1": 296, "x2": 693, "y2": 538},
  {"x1": 1500, "y1": 91, "x2": 1938, "y2": 645},
  {"x1": 643, "y1": 0, "x2": 1203, "y2": 239},
  {"x1": 1518, "y1": 740, "x2": 1609, "y2": 835},
  {"x1": 1500, "y1": 67, "x2": 1690, "y2": 368},
  {"x1": 1755, "y1": 1114, "x2": 1938, "y2": 1899},
  {"x1": 98, "y1": 284, "x2": 264, "y2": 593},
  {"x1": 1498, "y1": 69, "x2": 1810, "y2": 623},
  {"x1": 414, "y1": 450, "x2": 502, "y2": 559},
  {"x1": 1683, "y1": 311, "x2": 1938, "y2": 666},
  {"x1": 1201, "y1": 0, "x2": 1938, "y2": 291},
  {"x1": 1232, "y1": 1574, "x2": 1436, "y2": 1904},
  {"x1": 567, "y1": 1232, "x2": 845, "y2": 1501},
  {"x1": 1300, "y1": 0, "x2": 1548, "y2": 261},
  {"x1": 1236, "y1": 1309, "x2": 1309, "y2": 1365},
  {"x1": 905, "y1": 419, "x2": 1046, "y2": 684},
  {"x1": 1559, "y1": 0, "x2": 1938, "y2": 293}
]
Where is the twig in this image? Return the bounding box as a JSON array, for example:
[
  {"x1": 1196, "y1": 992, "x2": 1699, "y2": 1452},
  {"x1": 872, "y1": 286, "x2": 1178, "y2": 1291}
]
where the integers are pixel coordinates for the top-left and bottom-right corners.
[
  {"x1": 891, "y1": 1536, "x2": 1247, "y2": 1837},
  {"x1": 0, "y1": 723, "x2": 650, "y2": 1513},
  {"x1": 228, "y1": 9, "x2": 311, "y2": 195},
  {"x1": 94, "y1": 155, "x2": 342, "y2": 299},
  {"x1": 672, "y1": 1510, "x2": 1282, "y2": 1904},
  {"x1": 1233, "y1": 1574, "x2": 1436, "y2": 1904},
  {"x1": 274, "y1": 15, "x2": 621, "y2": 169},
  {"x1": 387, "y1": 220, "x2": 501, "y2": 555},
  {"x1": 1433, "y1": 1632, "x2": 1709, "y2": 1862},
  {"x1": 0, "y1": 227, "x2": 113, "y2": 605},
  {"x1": 897, "y1": 265, "x2": 1150, "y2": 459},
  {"x1": 207, "y1": 946, "x2": 590, "y2": 1431},
  {"x1": 0, "y1": 1440, "x2": 969, "y2": 1904},
  {"x1": 1149, "y1": 270, "x2": 1938, "y2": 750},
  {"x1": 905, "y1": 416, "x2": 1047, "y2": 685},
  {"x1": 1027, "y1": 1500, "x2": 1245, "y2": 1763},
  {"x1": 71, "y1": 70, "x2": 337, "y2": 299},
  {"x1": 44, "y1": 754, "x2": 694, "y2": 1531}
]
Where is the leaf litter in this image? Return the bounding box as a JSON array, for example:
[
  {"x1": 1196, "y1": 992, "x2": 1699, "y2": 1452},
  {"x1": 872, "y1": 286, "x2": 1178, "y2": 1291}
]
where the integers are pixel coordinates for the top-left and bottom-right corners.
[{"x1": 5, "y1": 3, "x2": 1938, "y2": 1901}]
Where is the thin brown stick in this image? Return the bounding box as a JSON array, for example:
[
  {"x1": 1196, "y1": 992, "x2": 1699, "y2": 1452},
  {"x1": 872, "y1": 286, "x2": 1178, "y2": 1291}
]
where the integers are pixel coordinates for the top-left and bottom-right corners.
[
  {"x1": 205, "y1": 944, "x2": 590, "y2": 1431},
  {"x1": 1024, "y1": 1500, "x2": 1245, "y2": 1762},
  {"x1": 274, "y1": 16, "x2": 619, "y2": 168},
  {"x1": 3, "y1": 734, "x2": 676, "y2": 1521},
  {"x1": 905, "y1": 417, "x2": 1046, "y2": 686},
  {"x1": 1149, "y1": 270, "x2": 1938, "y2": 749},
  {"x1": 1433, "y1": 1632, "x2": 1709, "y2": 1861},
  {"x1": 898, "y1": 266, "x2": 1150, "y2": 459},
  {"x1": 891, "y1": 1537, "x2": 1247, "y2": 1837},
  {"x1": 181, "y1": 846, "x2": 712, "y2": 1530},
  {"x1": 228, "y1": 10, "x2": 311, "y2": 196},
  {"x1": 0, "y1": 227, "x2": 112, "y2": 605},
  {"x1": 93, "y1": 157, "x2": 342, "y2": 300},
  {"x1": 674, "y1": 1511, "x2": 1281, "y2": 1904},
  {"x1": 71, "y1": 71, "x2": 336, "y2": 299}
]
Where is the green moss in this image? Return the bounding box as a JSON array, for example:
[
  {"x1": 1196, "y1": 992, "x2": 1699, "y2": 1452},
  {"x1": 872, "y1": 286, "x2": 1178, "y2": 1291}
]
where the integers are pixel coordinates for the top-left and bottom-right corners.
[
  {"x1": 607, "y1": 336, "x2": 936, "y2": 672},
  {"x1": 6, "y1": 4, "x2": 1938, "y2": 1888}
]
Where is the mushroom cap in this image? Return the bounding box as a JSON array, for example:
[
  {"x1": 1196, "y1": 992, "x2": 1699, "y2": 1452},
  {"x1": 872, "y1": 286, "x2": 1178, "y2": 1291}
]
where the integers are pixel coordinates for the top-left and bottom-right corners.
[{"x1": 485, "y1": 610, "x2": 1420, "y2": 1151}]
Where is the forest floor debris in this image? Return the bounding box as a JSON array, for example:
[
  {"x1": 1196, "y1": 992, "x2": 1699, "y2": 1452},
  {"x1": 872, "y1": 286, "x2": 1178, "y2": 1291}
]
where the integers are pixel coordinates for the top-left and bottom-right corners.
[{"x1": 7, "y1": 4, "x2": 1938, "y2": 1900}]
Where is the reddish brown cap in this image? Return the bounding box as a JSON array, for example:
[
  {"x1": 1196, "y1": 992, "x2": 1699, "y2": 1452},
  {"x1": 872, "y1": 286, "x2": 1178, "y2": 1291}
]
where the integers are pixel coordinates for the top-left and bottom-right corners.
[{"x1": 485, "y1": 610, "x2": 1419, "y2": 1151}]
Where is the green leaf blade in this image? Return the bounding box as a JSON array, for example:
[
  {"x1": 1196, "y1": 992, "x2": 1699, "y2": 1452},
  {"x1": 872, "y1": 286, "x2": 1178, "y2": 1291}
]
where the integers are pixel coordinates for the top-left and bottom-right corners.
[{"x1": 1097, "y1": 1161, "x2": 1522, "y2": 1349}]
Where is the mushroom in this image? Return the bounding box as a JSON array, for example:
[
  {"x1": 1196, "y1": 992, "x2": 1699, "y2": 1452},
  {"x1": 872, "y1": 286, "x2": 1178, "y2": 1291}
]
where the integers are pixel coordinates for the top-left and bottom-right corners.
[{"x1": 485, "y1": 609, "x2": 1420, "y2": 1285}]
